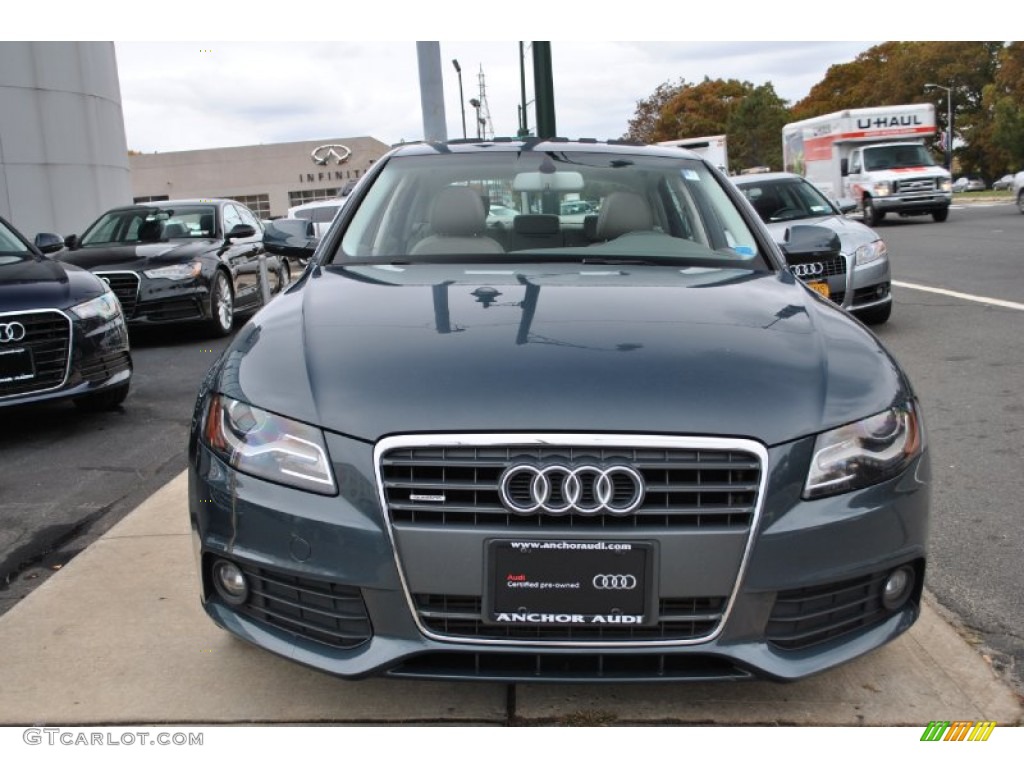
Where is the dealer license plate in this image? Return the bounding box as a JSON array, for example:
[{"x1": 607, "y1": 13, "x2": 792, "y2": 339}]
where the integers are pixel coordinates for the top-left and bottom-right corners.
[
  {"x1": 485, "y1": 539, "x2": 653, "y2": 627},
  {"x1": 807, "y1": 280, "x2": 830, "y2": 299},
  {"x1": 0, "y1": 347, "x2": 34, "y2": 384}
]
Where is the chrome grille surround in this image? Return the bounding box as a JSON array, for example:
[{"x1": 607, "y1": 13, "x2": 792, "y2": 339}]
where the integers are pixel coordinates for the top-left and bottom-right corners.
[
  {"x1": 374, "y1": 434, "x2": 769, "y2": 649},
  {"x1": 0, "y1": 309, "x2": 73, "y2": 399}
]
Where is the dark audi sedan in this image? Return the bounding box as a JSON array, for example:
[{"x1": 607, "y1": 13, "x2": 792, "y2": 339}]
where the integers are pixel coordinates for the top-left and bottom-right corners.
[
  {"x1": 188, "y1": 139, "x2": 930, "y2": 682},
  {"x1": 58, "y1": 199, "x2": 288, "y2": 337},
  {"x1": 1, "y1": 215, "x2": 131, "y2": 410}
]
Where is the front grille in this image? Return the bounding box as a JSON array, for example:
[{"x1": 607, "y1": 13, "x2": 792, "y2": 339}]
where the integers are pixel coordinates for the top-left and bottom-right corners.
[
  {"x1": 381, "y1": 444, "x2": 761, "y2": 530},
  {"x1": 388, "y1": 651, "x2": 752, "y2": 681},
  {"x1": 233, "y1": 563, "x2": 372, "y2": 649},
  {"x1": 766, "y1": 571, "x2": 894, "y2": 650},
  {"x1": 96, "y1": 272, "x2": 139, "y2": 318},
  {"x1": 414, "y1": 593, "x2": 725, "y2": 641},
  {"x1": 0, "y1": 310, "x2": 71, "y2": 399},
  {"x1": 894, "y1": 177, "x2": 937, "y2": 194},
  {"x1": 79, "y1": 351, "x2": 131, "y2": 383},
  {"x1": 795, "y1": 254, "x2": 846, "y2": 280},
  {"x1": 139, "y1": 296, "x2": 203, "y2": 322}
]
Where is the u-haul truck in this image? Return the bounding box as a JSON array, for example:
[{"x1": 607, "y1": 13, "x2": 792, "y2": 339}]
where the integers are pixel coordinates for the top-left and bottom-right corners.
[{"x1": 783, "y1": 104, "x2": 952, "y2": 225}]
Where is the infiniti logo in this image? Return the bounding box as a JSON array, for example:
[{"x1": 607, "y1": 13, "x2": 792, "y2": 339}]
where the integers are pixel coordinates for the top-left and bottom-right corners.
[
  {"x1": 498, "y1": 462, "x2": 645, "y2": 516},
  {"x1": 592, "y1": 574, "x2": 638, "y2": 590},
  {"x1": 792, "y1": 262, "x2": 825, "y2": 278},
  {"x1": 310, "y1": 144, "x2": 352, "y2": 166},
  {"x1": 0, "y1": 321, "x2": 27, "y2": 344}
]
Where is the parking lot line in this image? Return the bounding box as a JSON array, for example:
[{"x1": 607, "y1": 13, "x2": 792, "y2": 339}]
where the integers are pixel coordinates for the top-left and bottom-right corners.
[{"x1": 892, "y1": 281, "x2": 1024, "y2": 312}]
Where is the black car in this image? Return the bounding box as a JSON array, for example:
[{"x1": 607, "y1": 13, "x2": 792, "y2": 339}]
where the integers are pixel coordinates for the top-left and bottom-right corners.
[
  {"x1": 189, "y1": 139, "x2": 929, "y2": 682},
  {"x1": 57, "y1": 199, "x2": 289, "y2": 337},
  {"x1": 1, "y1": 215, "x2": 131, "y2": 411}
]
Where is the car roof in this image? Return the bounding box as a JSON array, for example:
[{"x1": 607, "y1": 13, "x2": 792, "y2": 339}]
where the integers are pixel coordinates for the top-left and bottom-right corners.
[
  {"x1": 103, "y1": 199, "x2": 236, "y2": 214},
  {"x1": 386, "y1": 138, "x2": 703, "y2": 162},
  {"x1": 732, "y1": 172, "x2": 803, "y2": 185}
]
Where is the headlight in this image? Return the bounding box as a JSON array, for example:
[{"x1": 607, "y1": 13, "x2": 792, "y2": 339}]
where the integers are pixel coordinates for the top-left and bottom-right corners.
[
  {"x1": 144, "y1": 262, "x2": 202, "y2": 280},
  {"x1": 854, "y1": 239, "x2": 887, "y2": 266},
  {"x1": 872, "y1": 182, "x2": 892, "y2": 197},
  {"x1": 203, "y1": 394, "x2": 336, "y2": 495},
  {"x1": 940, "y1": 179, "x2": 953, "y2": 193},
  {"x1": 70, "y1": 291, "x2": 122, "y2": 321},
  {"x1": 804, "y1": 401, "x2": 923, "y2": 499}
]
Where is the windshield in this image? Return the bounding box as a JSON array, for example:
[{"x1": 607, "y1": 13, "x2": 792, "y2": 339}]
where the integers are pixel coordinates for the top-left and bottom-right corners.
[
  {"x1": 737, "y1": 178, "x2": 836, "y2": 223},
  {"x1": 863, "y1": 144, "x2": 936, "y2": 171},
  {"x1": 0, "y1": 220, "x2": 31, "y2": 256},
  {"x1": 81, "y1": 205, "x2": 218, "y2": 246},
  {"x1": 336, "y1": 148, "x2": 765, "y2": 269}
]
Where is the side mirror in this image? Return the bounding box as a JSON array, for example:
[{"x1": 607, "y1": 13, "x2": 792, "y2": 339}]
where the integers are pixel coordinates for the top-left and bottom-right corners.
[
  {"x1": 780, "y1": 224, "x2": 841, "y2": 265},
  {"x1": 33, "y1": 232, "x2": 66, "y2": 254},
  {"x1": 834, "y1": 197, "x2": 857, "y2": 215},
  {"x1": 263, "y1": 219, "x2": 319, "y2": 261},
  {"x1": 225, "y1": 223, "x2": 256, "y2": 242},
  {"x1": 840, "y1": 158, "x2": 849, "y2": 177}
]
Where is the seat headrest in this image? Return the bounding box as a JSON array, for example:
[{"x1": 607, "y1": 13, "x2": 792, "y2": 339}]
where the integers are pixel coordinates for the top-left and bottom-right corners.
[
  {"x1": 431, "y1": 187, "x2": 487, "y2": 236},
  {"x1": 163, "y1": 222, "x2": 189, "y2": 239},
  {"x1": 595, "y1": 192, "x2": 653, "y2": 240},
  {"x1": 138, "y1": 219, "x2": 163, "y2": 241},
  {"x1": 513, "y1": 214, "x2": 560, "y2": 236}
]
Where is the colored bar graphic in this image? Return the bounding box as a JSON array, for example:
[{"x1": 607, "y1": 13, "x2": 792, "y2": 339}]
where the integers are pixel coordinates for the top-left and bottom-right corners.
[{"x1": 920, "y1": 720, "x2": 996, "y2": 742}]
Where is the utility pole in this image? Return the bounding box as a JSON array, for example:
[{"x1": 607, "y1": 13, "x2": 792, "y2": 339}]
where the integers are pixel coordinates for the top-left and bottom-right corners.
[{"x1": 532, "y1": 42, "x2": 556, "y2": 138}]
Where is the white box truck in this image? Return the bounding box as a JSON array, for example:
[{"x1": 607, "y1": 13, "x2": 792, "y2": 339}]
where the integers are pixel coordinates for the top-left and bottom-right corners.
[
  {"x1": 783, "y1": 104, "x2": 952, "y2": 225},
  {"x1": 656, "y1": 135, "x2": 729, "y2": 173}
]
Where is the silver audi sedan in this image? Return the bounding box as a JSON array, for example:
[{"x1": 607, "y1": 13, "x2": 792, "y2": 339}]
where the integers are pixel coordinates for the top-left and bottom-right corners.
[{"x1": 733, "y1": 172, "x2": 892, "y2": 324}]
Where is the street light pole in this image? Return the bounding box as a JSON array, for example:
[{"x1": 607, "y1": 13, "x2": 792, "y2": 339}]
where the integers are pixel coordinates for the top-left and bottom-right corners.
[
  {"x1": 469, "y1": 98, "x2": 482, "y2": 140},
  {"x1": 452, "y1": 59, "x2": 466, "y2": 140},
  {"x1": 924, "y1": 83, "x2": 953, "y2": 172}
]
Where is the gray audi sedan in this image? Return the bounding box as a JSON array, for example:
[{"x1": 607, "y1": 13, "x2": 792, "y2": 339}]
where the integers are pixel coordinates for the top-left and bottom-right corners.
[{"x1": 188, "y1": 139, "x2": 929, "y2": 682}]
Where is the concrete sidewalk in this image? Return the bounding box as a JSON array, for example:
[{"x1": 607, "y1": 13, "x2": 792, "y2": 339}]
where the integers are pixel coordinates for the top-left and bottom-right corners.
[{"x1": 0, "y1": 472, "x2": 1020, "y2": 726}]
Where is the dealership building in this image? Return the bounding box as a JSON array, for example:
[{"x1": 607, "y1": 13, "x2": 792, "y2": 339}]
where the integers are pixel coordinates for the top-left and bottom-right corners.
[{"x1": 129, "y1": 136, "x2": 392, "y2": 219}]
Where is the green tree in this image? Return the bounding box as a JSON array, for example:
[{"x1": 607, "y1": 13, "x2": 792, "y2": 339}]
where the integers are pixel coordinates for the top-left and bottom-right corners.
[
  {"x1": 982, "y1": 43, "x2": 1024, "y2": 174},
  {"x1": 623, "y1": 78, "x2": 790, "y2": 172}
]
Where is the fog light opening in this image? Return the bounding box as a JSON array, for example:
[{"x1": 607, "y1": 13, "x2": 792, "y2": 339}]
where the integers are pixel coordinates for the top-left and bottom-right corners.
[
  {"x1": 213, "y1": 559, "x2": 249, "y2": 606},
  {"x1": 882, "y1": 566, "x2": 915, "y2": 611}
]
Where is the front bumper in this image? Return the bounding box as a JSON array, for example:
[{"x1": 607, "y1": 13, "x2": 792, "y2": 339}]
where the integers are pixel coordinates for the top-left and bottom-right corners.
[
  {"x1": 188, "y1": 431, "x2": 930, "y2": 682},
  {"x1": 874, "y1": 194, "x2": 951, "y2": 214},
  {"x1": 96, "y1": 270, "x2": 213, "y2": 326}
]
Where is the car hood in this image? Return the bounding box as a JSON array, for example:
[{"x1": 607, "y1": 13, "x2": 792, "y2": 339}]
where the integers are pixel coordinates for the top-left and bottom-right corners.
[
  {"x1": 761, "y1": 215, "x2": 879, "y2": 254},
  {"x1": 57, "y1": 240, "x2": 218, "y2": 270},
  {"x1": 0, "y1": 254, "x2": 105, "y2": 311},
  {"x1": 216, "y1": 263, "x2": 909, "y2": 447}
]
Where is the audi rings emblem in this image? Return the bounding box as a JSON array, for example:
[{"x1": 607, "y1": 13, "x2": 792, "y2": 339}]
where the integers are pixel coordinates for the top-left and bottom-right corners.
[
  {"x1": 498, "y1": 463, "x2": 645, "y2": 516},
  {"x1": 791, "y1": 262, "x2": 825, "y2": 278},
  {"x1": 0, "y1": 321, "x2": 27, "y2": 344},
  {"x1": 592, "y1": 574, "x2": 638, "y2": 590}
]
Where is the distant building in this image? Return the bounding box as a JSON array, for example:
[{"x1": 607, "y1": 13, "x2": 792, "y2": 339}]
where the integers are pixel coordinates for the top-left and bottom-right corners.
[
  {"x1": 129, "y1": 137, "x2": 391, "y2": 219},
  {"x1": 0, "y1": 42, "x2": 131, "y2": 236}
]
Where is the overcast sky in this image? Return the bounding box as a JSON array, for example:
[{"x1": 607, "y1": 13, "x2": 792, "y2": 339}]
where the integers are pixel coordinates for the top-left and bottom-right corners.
[
  {"x1": 18, "y1": 2, "x2": 991, "y2": 155},
  {"x1": 113, "y1": 41, "x2": 880, "y2": 153}
]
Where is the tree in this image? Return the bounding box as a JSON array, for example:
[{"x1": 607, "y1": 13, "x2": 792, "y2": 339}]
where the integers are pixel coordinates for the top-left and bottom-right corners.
[
  {"x1": 623, "y1": 78, "x2": 790, "y2": 172},
  {"x1": 982, "y1": 43, "x2": 1024, "y2": 174},
  {"x1": 726, "y1": 83, "x2": 789, "y2": 172}
]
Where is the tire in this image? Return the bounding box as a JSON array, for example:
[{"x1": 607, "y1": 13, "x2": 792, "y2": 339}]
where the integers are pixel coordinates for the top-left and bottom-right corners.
[
  {"x1": 207, "y1": 271, "x2": 234, "y2": 337},
  {"x1": 74, "y1": 381, "x2": 129, "y2": 412},
  {"x1": 862, "y1": 197, "x2": 883, "y2": 227},
  {"x1": 1018, "y1": 191, "x2": 1024, "y2": 215},
  {"x1": 855, "y1": 301, "x2": 892, "y2": 326},
  {"x1": 932, "y1": 207, "x2": 949, "y2": 222}
]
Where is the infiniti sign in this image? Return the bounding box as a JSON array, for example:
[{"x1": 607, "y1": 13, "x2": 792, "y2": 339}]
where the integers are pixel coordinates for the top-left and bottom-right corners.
[{"x1": 311, "y1": 144, "x2": 352, "y2": 166}]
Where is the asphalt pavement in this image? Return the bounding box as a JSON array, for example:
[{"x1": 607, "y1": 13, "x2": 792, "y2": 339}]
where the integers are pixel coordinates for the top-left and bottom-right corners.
[{"x1": 0, "y1": 471, "x2": 1020, "y2": 726}]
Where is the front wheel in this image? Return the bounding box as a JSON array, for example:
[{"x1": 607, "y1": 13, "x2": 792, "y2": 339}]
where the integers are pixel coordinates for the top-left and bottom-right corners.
[
  {"x1": 862, "y1": 197, "x2": 883, "y2": 227},
  {"x1": 932, "y1": 207, "x2": 949, "y2": 222},
  {"x1": 207, "y1": 271, "x2": 234, "y2": 337}
]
